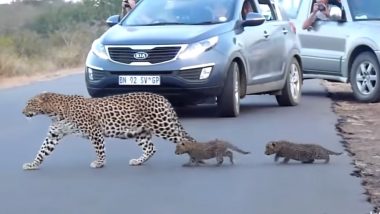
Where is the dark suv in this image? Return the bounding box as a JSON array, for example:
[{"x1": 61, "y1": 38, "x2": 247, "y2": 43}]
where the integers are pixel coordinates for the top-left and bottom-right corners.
[{"x1": 85, "y1": 0, "x2": 303, "y2": 117}]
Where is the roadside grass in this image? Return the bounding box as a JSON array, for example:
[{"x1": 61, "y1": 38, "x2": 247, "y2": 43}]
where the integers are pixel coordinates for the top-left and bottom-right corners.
[
  {"x1": 0, "y1": 1, "x2": 115, "y2": 79},
  {"x1": 0, "y1": 23, "x2": 105, "y2": 78}
]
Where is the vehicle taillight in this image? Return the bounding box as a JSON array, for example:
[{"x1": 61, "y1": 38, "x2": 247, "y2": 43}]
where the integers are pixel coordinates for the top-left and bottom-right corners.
[{"x1": 289, "y1": 21, "x2": 296, "y2": 34}]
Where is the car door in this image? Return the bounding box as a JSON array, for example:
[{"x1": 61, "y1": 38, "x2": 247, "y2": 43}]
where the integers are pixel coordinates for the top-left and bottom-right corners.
[
  {"x1": 235, "y1": 0, "x2": 268, "y2": 86},
  {"x1": 241, "y1": 0, "x2": 287, "y2": 87},
  {"x1": 256, "y1": 0, "x2": 288, "y2": 81},
  {"x1": 297, "y1": 0, "x2": 348, "y2": 76}
]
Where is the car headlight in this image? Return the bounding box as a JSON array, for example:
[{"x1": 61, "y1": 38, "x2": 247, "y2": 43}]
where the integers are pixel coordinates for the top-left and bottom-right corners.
[
  {"x1": 91, "y1": 39, "x2": 108, "y2": 60},
  {"x1": 179, "y1": 36, "x2": 218, "y2": 60}
]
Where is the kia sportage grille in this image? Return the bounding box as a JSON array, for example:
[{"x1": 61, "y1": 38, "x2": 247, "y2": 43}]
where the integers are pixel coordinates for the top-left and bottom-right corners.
[{"x1": 107, "y1": 46, "x2": 182, "y2": 64}]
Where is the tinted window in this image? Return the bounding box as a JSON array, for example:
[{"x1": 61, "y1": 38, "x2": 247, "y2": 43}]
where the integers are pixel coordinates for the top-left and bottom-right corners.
[
  {"x1": 277, "y1": 0, "x2": 301, "y2": 19},
  {"x1": 348, "y1": 0, "x2": 380, "y2": 20},
  {"x1": 241, "y1": 0, "x2": 255, "y2": 20},
  {"x1": 259, "y1": 3, "x2": 277, "y2": 21},
  {"x1": 123, "y1": 0, "x2": 236, "y2": 26}
]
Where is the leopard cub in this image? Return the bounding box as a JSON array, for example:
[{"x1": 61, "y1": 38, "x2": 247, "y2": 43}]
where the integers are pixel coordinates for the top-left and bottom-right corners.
[
  {"x1": 175, "y1": 139, "x2": 250, "y2": 167},
  {"x1": 265, "y1": 140, "x2": 342, "y2": 164}
]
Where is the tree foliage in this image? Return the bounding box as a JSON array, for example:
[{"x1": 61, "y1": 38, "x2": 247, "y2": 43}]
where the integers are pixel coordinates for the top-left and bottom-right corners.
[
  {"x1": 0, "y1": 0, "x2": 120, "y2": 77},
  {"x1": 25, "y1": 0, "x2": 120, "y2": 35}
]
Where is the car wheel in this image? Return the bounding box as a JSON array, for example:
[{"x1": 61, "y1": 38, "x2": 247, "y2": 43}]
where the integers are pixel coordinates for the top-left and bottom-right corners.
[
  {"x1": 350, "y1": 52, "x2": 380, "y2": 103},
  {"x1": 87, "y1": 88, "x2": 99, "y2": 98},
  {"x1": 217, "y1": 62, "x2": 240, "y2": 117},
  {"x1": 276, "y1": 58, "x2": 302, "y2": 106}
]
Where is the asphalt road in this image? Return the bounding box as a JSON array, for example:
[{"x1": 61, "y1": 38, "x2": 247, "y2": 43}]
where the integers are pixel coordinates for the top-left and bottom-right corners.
[{"x1": 0, "y1": 74, "x2": 372, "y2": 214}]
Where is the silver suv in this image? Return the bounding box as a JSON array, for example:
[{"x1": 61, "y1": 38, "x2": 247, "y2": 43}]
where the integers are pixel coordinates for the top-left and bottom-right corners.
[{"x1": 278, "y1": 0, "x2": 380, "y2": 102}]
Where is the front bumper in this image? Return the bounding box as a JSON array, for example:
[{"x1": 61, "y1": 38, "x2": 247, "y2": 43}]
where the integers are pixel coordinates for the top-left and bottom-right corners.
[
  {"x1": 85, "y1": 51, "x2": 228, "y2": 99},
  {"x1": 85, "y1": 66, "x2": 223, "y2": 98}
]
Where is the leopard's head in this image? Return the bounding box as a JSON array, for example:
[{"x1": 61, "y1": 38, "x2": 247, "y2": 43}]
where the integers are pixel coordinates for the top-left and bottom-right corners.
[
  {"x1": 22, "y1": 92, "x2": 54, "y2": 117},
  {"x1": 265, "y1": 141, "x2": 282, "y2": 155},
  {"x1": 175, "y1": 141, "x2": 192, "y2": 155}
]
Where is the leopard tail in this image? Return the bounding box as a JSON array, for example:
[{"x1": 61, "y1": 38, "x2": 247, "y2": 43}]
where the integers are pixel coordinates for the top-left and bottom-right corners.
[{"x1": 167, "y1": 102, "x2": 196, "y2": 143}]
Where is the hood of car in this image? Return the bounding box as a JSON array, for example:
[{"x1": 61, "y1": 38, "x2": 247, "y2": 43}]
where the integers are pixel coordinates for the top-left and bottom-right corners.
[
  {"x1": 100, "y1": 23, "x2": 232, "y2": 45},
  {"x1": 353, "y1": 20, "x2": 380, "y2": 28}
]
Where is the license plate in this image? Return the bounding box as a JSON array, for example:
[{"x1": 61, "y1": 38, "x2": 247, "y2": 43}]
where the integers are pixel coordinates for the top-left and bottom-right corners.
[{"x1": 118, "y1": 75, "x2": 160, "y2": 85}]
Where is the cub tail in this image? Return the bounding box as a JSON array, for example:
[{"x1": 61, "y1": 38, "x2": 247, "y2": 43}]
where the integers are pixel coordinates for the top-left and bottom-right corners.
[
  {"x1": 226, "y1": 142, "x2": 250, "y2": 155},
  {"x1": 326, "y1": 148, "x2": 343, "y2": 156}
]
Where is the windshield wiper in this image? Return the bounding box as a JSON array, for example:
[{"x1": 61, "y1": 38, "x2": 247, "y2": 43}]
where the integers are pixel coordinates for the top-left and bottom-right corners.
[
  {"x1": 133, "y1": 21, "x2": 221, "y2": 26},
  {"x1": 141, "y1": 22, "x2": 189, "y2": 26},
  {"x1": 190, "y1": 21, "x2": 220, "y2": 25}
]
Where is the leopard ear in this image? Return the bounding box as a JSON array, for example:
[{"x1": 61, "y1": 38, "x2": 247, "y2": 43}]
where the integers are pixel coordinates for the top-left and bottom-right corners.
[
  {"x1": 271, "y1": 142, "x2": 276, "y2": 147},
  {"x1": 37, "y1": 91, "x2": 51, "y2": 102}
]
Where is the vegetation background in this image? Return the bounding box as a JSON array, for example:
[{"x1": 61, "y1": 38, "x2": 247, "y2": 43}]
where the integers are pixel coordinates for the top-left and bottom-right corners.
[{"x1": 0, "y1": 0, "x2": 121, "y2": 78}]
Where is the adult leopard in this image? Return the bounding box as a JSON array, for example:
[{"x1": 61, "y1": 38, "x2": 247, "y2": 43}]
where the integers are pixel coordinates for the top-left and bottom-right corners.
[{"x1": 22, "y1": 92, "x2": 196, "y2": 170}]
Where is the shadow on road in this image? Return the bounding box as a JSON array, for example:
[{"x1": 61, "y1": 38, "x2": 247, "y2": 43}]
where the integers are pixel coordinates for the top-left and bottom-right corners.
[
  {"x1": 302, "y1": 81, "x2": 359, "y2": 103},
  {"x1": 175, "y1": 102, "x2": 278, "y2": 118},
  {"x1": 302, "y1": 90, "x2": 328, "y2": 98},
  {"x1": 326, "y1": 91, "x2": 358, "y2": 102},
  {"x1": 302, "y1": 85, "x2": 359, "y2": 103}
]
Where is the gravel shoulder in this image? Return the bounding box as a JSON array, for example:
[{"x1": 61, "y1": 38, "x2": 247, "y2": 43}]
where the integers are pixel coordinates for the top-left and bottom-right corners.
[
  {"x1": 324, "y1": 81, "x2": 380, "y2": 212},
  {"x1": 0, "y1": 67, "x2": 83, "y2": 89}
]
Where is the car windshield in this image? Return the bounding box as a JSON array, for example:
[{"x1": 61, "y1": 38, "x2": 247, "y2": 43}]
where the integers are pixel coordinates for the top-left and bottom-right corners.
[
  {"x1": 277, "y1": 0, "x2": 301, "y2": 19},
  {"x1": 122, "y1": 0, "x2": 236, "y2": 26},
  {"x1": 348, "y1": 0, "x2": 380, "y2": 21}
]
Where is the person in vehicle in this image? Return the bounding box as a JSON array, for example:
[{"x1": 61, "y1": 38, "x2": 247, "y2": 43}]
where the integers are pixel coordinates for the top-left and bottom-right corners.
[
  {"x1": 120, "y1": 0, "x2": 137, "y2": 19},
  {"x1": 302, "y1": 0, "x2": 332, "y2": 29},
  {"x1": 242, "y1": 0, "x2": 253, "y2": 20}
]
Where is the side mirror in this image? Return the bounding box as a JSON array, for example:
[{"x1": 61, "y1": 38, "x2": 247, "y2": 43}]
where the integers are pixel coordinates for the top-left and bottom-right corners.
[
  {"x1": 106, "y1": 15, "x2": 121, "y2": 27},
  {"x1": 329, "y1": 5, "x2": 343, "y2": 21},
  {"x1": 242, "y1": 12, "x2": 265, "y2": 27}
]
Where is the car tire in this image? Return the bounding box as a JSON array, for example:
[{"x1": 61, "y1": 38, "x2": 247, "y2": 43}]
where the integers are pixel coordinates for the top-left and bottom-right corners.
[
  {"x1": 350, "y1": 51, "x2": 380, "y2": 103},
  {"x1": 276, "y1": 58, "x2": 302, "y2": 106},
  {"x1": 217, "y1": 62, "x2": 240, "y2": 117},
  {"x1": 87, "y1": 88, "x2": 99, "y2": 98}
]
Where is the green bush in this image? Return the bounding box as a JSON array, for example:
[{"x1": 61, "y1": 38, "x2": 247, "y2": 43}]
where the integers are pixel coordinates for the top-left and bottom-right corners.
[
  {"x1": 0, "y1": 0, "x2": 119, "y2": 78},
  {"x1": 11, "y1": 30, "x2": 45, "y2": 58},
  {"x1": 26, "y1": 0, "x2": 120, "y2": 35}
]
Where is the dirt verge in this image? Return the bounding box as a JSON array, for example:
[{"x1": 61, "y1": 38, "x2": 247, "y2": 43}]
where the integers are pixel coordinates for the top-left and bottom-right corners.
[
  {"x1": 324, "y1": 81, "x2": 380, "y2": 212},
  {"x1": 0, "y1": 67, "x2": 83, "y2": 90}
]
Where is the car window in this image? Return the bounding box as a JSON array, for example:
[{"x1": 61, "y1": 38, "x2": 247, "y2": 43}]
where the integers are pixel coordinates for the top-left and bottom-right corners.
[
  {"x1": 259, "y1": 3, "x2": 277, "y2": 21},
  {"x1": 277, "y1": 0, "x2": 301, "y2": 19},
  {"x1": 123, "y1": 0, "x2": 236, "y2": 26},
  {"x1": 348, "y1": 0, "x2": 380, "y2": 21},
  {"x1": 241, "y1": 0, "x2": 256, "y2": 20},
  {"x1": 306, "y1": 0, "x2": 341, "y2": 22}
]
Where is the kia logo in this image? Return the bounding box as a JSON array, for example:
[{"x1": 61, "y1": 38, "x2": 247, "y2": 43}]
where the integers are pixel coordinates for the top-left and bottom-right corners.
[{"x1": 133, "y1": 52, "x2": 149, "y2": 60}]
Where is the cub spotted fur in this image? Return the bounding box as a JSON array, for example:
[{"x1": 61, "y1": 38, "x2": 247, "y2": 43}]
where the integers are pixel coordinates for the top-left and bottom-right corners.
[
  {"x1": 265, "y1": 140, "x2": 342, "y2": 164},
  {"x1": 175, "y1": 139, "x2": 250, "y2": 166},
  {"x1": 22, "y1": 92, "x2": 196, "y2": 170}
]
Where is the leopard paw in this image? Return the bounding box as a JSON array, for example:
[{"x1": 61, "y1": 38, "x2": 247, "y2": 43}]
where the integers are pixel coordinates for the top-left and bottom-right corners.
[
  {"x1": 22, "y1": 163, "x2": 39, "y2": 170},
  {"x1": 90, "y1": 160, "x2": 105, "y2": 168},
  {"x1": 129, "y1": 159, "x2": 143, "y2": 166}
]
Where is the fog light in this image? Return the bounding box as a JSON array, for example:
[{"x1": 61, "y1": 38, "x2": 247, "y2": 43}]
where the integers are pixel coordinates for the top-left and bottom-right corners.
[
  {"x1": 88, "y1": 67, "x2": 94, "y2": 80},
  {"x1": 200, "y1": 67, "x2": 212, "y2": 80}
]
